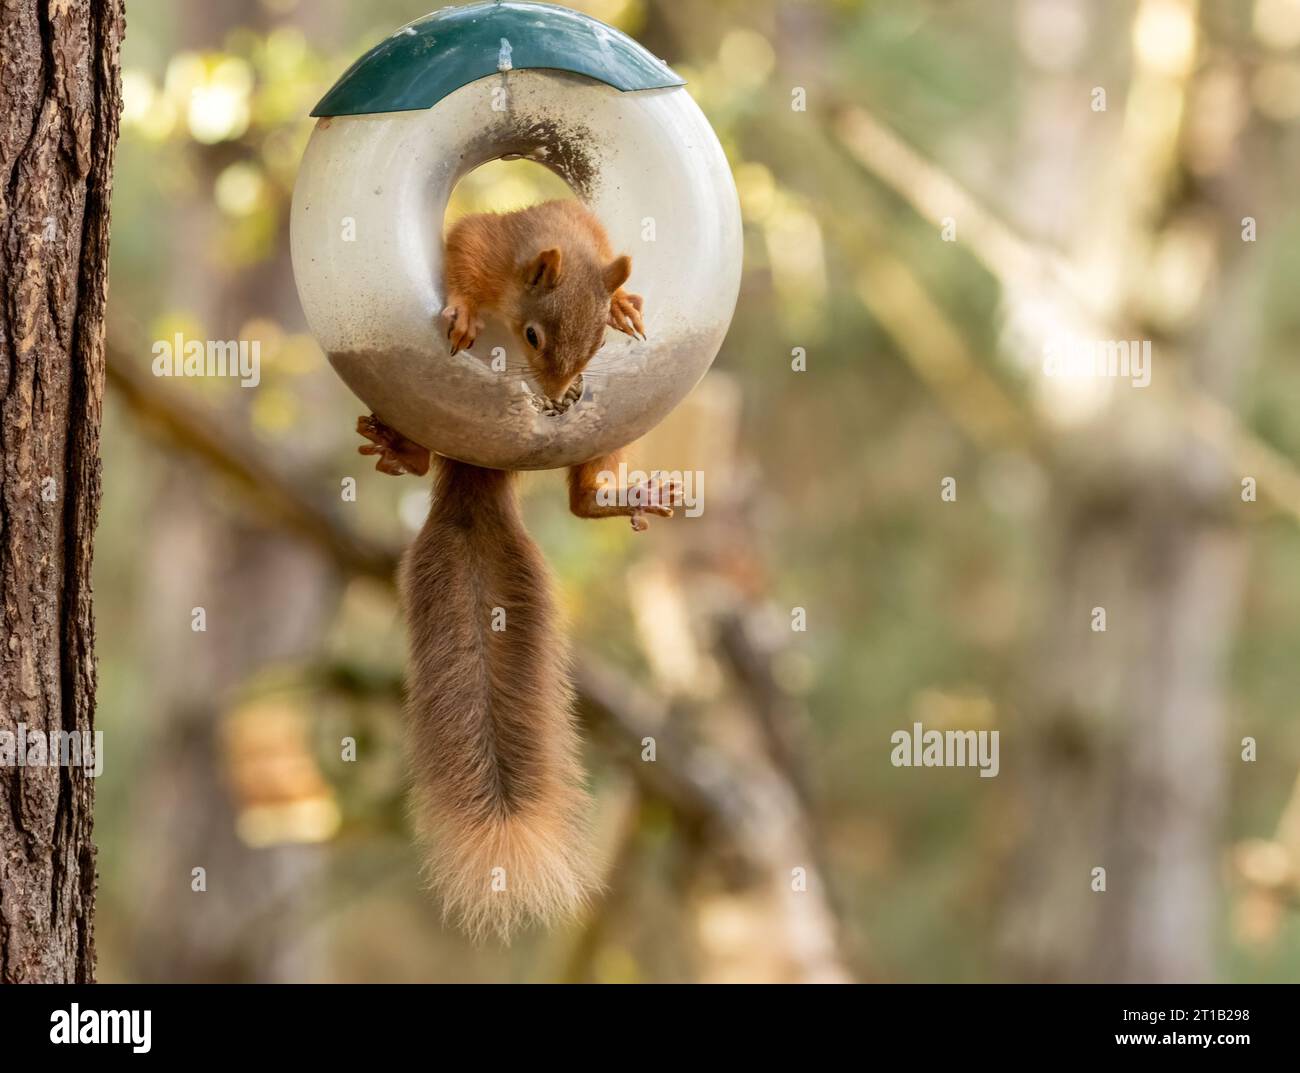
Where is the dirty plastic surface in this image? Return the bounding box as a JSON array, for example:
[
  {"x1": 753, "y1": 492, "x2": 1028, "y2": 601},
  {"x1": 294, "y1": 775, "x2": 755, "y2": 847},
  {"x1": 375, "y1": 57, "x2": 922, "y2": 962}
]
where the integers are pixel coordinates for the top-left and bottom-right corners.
[{"x1": 291, "y1": 70, "x2": 742, "y2": 470}]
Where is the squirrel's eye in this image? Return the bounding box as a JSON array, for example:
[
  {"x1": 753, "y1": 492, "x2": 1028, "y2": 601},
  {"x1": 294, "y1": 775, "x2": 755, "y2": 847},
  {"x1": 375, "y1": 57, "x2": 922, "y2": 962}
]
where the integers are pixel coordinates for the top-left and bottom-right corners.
[{"x1": 525, "y1": 326, "x2": 540, "y2": 349}]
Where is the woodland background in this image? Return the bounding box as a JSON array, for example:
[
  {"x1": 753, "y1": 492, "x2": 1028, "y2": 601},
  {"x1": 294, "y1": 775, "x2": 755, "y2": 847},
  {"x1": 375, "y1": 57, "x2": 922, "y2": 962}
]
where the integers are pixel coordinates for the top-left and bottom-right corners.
[{"x1": 96, "y1": 0, "x2": 1300, "y2": 982}]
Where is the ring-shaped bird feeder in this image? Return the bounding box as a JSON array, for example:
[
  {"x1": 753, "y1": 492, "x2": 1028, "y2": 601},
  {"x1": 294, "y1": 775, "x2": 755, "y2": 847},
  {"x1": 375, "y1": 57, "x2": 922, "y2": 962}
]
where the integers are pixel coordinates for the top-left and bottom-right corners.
[{"x1": 290, "y1": 1, "x2": 743, "y2": 470}]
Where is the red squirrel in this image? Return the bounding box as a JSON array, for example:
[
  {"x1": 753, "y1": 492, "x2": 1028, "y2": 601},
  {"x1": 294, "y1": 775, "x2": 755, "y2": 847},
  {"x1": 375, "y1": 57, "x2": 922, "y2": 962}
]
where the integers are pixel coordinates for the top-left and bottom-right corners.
[{"x1": 357, "y1": 199, "x2": 674, "y2": 940}]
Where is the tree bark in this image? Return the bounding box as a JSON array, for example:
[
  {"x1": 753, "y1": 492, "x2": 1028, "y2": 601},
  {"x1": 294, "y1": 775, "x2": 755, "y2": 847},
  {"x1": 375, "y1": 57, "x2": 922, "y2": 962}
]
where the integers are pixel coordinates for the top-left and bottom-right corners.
[{"x1": 0, "y1": 0, "x2": 124, "y2": 982}]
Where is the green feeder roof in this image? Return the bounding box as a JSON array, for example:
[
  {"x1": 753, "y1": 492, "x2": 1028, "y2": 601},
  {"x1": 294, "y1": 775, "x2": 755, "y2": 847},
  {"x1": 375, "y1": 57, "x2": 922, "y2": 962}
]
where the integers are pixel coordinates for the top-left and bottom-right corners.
[{"x1": 311, "y1": 1, "x2": 685, "y2": 118}]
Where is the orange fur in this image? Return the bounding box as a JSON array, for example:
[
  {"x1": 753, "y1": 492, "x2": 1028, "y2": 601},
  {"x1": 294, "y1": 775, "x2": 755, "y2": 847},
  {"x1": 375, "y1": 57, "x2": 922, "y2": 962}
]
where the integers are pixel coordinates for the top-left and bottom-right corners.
[
  {"x1": 441, "y1": 199, "x2": 646, "y2": 393},
  {"x1": 400, "y1": 458, "x2": 598, "y2": 941},
  {"x1": 353, "y1": 200, "x2": 677, "y2": 941}
]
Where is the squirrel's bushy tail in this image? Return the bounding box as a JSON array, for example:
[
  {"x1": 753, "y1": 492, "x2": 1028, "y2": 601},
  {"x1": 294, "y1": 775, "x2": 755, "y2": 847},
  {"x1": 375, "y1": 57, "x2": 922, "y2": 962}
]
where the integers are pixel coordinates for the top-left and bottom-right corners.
[{"x1": 400, "y1": 456, "x2": 598, "y2": 941}]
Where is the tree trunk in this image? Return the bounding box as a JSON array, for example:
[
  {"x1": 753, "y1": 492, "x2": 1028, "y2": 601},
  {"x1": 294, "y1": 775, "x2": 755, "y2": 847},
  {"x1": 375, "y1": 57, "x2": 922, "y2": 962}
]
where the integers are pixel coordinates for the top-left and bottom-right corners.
[{"x1": 0, "y1": 0, "x2": 124, "y2": 983}]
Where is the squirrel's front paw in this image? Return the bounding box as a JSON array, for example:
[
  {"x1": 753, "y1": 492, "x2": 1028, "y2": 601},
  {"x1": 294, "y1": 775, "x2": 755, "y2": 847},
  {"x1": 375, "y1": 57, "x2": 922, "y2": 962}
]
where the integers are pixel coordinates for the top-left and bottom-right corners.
[
  {"x1": 357, "y1": 414, "x2": 431, "y2": 477},
  {"x1": 440, "y1": 302, "x2": 482, "y2": 355},
  {"x1": 608, "y1": 290, "x2": 646, "y2": 340}
]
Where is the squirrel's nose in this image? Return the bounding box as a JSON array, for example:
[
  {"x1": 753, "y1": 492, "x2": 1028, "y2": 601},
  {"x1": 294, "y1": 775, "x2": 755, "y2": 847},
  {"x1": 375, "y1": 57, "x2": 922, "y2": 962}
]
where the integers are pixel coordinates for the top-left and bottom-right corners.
[
  {"x1": 541, "y1": 375, "x2": 575, "y2": 401},
  {"x1": 538, "y1": 375, "x2": 584, "y2": 411}
]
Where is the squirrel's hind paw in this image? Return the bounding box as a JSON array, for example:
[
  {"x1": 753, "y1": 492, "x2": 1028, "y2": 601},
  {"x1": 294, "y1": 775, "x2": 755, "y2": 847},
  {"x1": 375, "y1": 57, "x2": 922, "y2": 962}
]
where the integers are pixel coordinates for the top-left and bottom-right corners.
[
  {"x1": 357, "y1": 414, "x2": 431, "y2": 477},
  {"x1": 629, "y1": 475, "x2": 678, "y2": 530}
]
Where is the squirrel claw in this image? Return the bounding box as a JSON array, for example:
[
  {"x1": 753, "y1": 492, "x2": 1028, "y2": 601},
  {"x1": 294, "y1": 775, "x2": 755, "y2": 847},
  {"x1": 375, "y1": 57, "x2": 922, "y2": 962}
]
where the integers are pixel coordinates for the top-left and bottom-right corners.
[
  {"x1": 441, "y1": 302, "x2": 480, "y2": 355},
  {"x1": 357, "y1": 414, "x2": 431, "y2": 477},
  {"x1": 609, "y1": 290, "x2": 646, "y2": 341}
]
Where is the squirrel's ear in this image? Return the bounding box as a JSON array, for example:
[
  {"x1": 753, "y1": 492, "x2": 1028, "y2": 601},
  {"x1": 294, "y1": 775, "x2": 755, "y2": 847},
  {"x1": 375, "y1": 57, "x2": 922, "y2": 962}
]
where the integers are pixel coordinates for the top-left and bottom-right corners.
[
  {"x1": 524, "y1": 248, "x2": 563, "y2": 289},
  {"x1": 603, "y1": 254, "x2": 631, "y2": 294}
]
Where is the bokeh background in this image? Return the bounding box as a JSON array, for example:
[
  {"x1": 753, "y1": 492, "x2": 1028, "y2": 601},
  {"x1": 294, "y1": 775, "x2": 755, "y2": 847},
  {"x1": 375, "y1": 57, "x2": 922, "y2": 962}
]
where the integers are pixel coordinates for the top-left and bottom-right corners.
[{"x1": 97, "y1": 0, "x2": 1300, "y2": 982}]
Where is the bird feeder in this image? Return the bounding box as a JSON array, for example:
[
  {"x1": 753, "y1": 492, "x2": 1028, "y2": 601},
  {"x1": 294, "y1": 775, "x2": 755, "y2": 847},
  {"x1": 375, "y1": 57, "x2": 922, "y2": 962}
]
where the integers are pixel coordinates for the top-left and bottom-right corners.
[{"x1": 290, "y1": 1, "x2": 742, "y2": 470}]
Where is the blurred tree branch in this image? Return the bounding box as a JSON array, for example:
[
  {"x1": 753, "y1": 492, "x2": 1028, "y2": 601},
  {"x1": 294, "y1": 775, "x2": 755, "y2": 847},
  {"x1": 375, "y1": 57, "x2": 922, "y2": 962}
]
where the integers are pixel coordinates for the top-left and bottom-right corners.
[
  {"x1": 831, "y1": 104, "x2": 1106, "y2": 326},
  {"x1": 106, "y1": 348, "x2": 396, "y2": 581},
  {"x1": 825, "y1": 99, "x2": 1300, "y2": 529}
]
